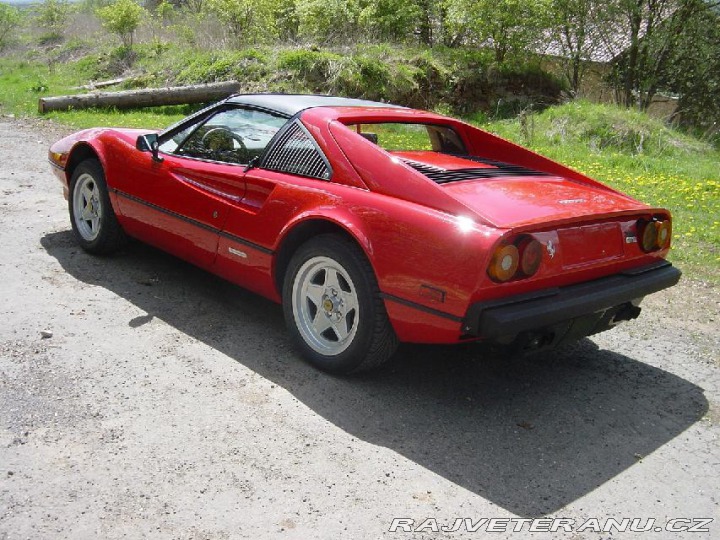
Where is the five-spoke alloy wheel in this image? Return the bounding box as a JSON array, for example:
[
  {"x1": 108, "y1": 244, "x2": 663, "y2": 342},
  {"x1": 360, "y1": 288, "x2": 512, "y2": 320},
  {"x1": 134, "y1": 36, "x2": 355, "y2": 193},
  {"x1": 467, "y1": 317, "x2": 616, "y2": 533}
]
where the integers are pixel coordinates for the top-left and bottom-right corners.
[
  {"x1": 72, "y1": 172, "x2": 103, "y2": 242},
  {"x1": 292, "y1": 255, "x2": 360, "y2": 356},
  {"x1": 283, "y1": 235, "x2": 398, "y2": 374},
  {"x1": 69, "y1": 159, "x2": 126, "y2": 254}
]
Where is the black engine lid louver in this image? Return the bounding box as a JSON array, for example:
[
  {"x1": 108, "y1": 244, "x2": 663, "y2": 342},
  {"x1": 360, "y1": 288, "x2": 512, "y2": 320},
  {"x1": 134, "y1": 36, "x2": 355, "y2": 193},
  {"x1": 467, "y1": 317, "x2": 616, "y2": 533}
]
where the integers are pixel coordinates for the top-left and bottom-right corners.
[{"x1": 400, "y1": 156, "x2": 550, "y2": 184}]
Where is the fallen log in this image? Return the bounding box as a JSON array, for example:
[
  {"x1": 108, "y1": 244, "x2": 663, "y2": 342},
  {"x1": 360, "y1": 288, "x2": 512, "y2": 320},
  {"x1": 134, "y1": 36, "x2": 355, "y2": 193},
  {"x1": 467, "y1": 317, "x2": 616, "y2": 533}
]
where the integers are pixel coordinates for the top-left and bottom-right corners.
[{"x1": 38, "y1": 81, "x2": 243, "y2": 114}]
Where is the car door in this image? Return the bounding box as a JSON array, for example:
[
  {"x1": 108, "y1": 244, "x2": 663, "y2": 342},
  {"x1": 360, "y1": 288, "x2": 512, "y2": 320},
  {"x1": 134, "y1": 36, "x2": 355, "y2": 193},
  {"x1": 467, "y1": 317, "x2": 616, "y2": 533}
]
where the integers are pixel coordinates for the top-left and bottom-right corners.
[
  {"x1": 213, "y1": 119, "x2": 335, "y2": 300},
  {"x1": 116, "y1": 106, "x2": 285, "y2": 269}
]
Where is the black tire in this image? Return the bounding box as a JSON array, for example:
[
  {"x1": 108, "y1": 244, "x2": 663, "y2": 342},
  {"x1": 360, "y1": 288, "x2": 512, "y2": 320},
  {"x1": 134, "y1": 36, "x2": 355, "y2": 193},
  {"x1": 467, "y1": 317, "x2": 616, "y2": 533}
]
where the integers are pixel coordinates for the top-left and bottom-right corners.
[
  {"x1": 68, "y1": 159, "x2": 127, "y2": 255},
  {"x1": 282, "y1": 234, "x2": 398, "y2": 374}
]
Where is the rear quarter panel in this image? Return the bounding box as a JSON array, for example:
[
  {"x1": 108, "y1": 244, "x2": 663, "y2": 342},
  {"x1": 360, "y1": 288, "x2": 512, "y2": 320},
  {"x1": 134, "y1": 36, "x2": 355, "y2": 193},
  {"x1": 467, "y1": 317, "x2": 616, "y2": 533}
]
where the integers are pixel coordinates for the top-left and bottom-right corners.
[{"x1": 267, "y1": 181, "x2": 503, "y2": 342}]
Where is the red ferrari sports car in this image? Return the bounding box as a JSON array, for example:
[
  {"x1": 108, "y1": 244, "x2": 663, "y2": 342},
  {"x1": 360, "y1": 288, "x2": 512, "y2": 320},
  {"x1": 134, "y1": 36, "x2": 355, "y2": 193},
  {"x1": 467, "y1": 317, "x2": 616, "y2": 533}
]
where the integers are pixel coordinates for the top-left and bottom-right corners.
[{"x1": 49, "y1": 94, "x2": 680, "y2": 373}]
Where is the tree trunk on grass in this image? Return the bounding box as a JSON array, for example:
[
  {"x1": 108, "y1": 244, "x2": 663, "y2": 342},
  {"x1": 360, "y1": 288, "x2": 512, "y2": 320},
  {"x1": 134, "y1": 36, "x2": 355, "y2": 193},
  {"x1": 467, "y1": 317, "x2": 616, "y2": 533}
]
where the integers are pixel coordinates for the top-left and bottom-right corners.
[{"x1": 38, "y1": 82, "x2": 243, "y2": 113}]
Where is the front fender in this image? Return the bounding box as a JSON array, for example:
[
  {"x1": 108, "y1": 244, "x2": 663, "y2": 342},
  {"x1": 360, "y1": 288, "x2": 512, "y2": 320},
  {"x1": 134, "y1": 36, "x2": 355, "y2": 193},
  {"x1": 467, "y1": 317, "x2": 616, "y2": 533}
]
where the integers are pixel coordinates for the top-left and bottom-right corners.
[{"x1": 49, "y1": 131, "x2": 114, "y2": 201}]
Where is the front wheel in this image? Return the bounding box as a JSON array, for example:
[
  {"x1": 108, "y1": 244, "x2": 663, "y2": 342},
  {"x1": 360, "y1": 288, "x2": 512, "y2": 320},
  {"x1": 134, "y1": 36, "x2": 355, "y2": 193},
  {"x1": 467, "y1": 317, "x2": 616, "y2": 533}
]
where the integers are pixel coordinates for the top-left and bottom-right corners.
[
  {"x1": 69, "y1": 159, "x2": 126, "y2": 254},
  {"x1": 283, "y1": 235, "x2": 398, "y2": 374}
]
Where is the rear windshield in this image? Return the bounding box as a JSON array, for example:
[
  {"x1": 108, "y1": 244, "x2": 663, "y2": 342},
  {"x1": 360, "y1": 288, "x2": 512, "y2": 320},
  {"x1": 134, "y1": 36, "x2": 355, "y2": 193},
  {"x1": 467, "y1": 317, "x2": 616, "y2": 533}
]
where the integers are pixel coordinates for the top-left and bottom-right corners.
[{"x1": 345, "y1": 123, "x2": 466, "y2": 154}]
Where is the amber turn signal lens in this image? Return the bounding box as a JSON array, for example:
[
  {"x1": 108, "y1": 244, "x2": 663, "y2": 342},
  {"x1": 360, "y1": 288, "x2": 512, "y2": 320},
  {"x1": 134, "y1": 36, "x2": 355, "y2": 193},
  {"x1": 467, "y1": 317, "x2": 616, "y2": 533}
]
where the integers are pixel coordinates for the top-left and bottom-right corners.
[
  {"x1": 640, "y1": 220, "x2": 658, "y2": 252},
  {"x1": 48, "y1": 151, "x2": 68, "y2": 168},
  {"x1": 520, "y1": 238, "x2": 542, "y2": 277},
  {"x1": 488, "y1": 244, "x2": 519, "y2": 282},
  {"x1": 655, "y1": 220, "x2": 671, "y2": 249}
]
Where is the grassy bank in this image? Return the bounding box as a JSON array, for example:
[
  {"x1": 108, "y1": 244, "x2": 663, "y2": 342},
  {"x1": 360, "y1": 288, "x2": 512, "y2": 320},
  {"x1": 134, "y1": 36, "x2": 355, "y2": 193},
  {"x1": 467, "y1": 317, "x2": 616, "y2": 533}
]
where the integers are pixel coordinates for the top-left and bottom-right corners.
[{"x1": 0, "y1": 41, "x2": 563, "y2": 128}]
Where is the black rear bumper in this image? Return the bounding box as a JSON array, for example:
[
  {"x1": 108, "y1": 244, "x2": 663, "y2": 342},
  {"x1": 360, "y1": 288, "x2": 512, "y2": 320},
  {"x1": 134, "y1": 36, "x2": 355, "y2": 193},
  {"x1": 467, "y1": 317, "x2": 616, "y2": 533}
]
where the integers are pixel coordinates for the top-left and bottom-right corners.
[{"x1": 462, "y1": 261, "x2": 681, "y2": 342}]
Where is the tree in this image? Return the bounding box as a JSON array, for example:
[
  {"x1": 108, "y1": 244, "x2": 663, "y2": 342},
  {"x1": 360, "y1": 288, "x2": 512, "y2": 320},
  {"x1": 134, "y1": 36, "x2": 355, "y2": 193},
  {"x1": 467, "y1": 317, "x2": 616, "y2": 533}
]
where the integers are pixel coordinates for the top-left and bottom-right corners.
[
  {"x1": 658, "y1": 1, "x2": 720, "y2": 133},
  {"x1": 37, "y1": 0, "x2": 72, "y2": 39},
  {"x1": 205, "y1": 0, "x2": 276, "y2": 46},
  {"x1": 445, "y1": 0, "x2": 552, "y2": 62},
  {"x1": 0, "y1": 3, "x2": 21, "y2": 50},
  {"x1": 272, "y1": 0, "x2": 299, "y2": 42},
  {"x1": 154, "y1": 0, "x2": 175, "y2": 25},
  {"x1": 296, "y1": 0, "x2": 360, "y2": 43},
  {"x1": 548, "y1": 0, "x2": 609, "y2": 96},
  {"x1": 416, "y1": 0, "x2": 434, "y2": 45},
  {"x1": 608, "y1": 0, "x2": 719, "y2": 109},
  {"x1": 358, "y1": 0, "x2": 421, "y2": 42},
  {"x1": 97, "y1": 0, "x2": 146, "y2": 49}
]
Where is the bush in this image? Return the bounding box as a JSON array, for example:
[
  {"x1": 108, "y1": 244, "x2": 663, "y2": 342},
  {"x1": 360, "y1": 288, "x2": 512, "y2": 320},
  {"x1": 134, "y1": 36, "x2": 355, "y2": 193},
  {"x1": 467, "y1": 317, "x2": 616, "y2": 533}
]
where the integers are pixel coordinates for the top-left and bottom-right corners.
[
  {"x1": 176, "y1": 49, "x2": 270, "y2": 84},
  {"x1": 448, "y1": 59, "x2": 565, "y2": 116},
  {"x1": 296, "y1": 0, "x2": 360, "y2": 42},
  {"x1": 205, "y1": 0, "x2": 277, "y2": 47},
  {"x1": 120, "y1": 43, "x2": 564, "y2": 115},
  {"x1": 97, "y1": 0, "x2": 146, "y2": 50},
  {"x1": 277, "y1": 49, "x2": 345, "y2": 81},
  {"x1": 0, "y1": 4, "x2": 21, "y2": 51},
  {"x1": 37, "y1": 0, "x2": 72, "y2": 41}
]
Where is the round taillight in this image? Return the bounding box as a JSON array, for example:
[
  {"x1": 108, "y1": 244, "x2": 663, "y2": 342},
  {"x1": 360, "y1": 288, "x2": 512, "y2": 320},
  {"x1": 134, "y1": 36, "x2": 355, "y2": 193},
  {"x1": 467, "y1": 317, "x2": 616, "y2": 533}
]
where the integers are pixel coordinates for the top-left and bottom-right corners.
[
  {"x1": 656, "y1": 220, "x2": 672, "y2": 249},
  {"x1": 519, "y1": 238, "x2": 542, "y2": 277},
  {"x1": 640, "y1": 220, "x2": 658, "y2": 252},
  {"x1": 488, "y1": 244, "x2": 519, "y2": 282}
]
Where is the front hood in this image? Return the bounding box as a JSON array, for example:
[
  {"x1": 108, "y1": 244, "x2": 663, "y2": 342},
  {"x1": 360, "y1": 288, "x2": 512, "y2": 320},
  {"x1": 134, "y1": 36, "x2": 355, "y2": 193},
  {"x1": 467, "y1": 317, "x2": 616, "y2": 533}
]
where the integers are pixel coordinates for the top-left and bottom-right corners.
[{"x1": 393, "y1": 152, "x2": 647, "y2": 228}]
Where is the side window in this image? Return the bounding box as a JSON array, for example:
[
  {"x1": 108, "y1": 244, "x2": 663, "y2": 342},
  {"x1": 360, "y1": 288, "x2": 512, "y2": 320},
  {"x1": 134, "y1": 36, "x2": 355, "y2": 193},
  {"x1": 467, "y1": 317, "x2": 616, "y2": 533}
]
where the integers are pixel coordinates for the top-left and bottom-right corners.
[
  {"x1": 161, "y1": 107, "x2": 287, "y2": 165},
  {"x1": 158, "y1": 122, "x2": 197, "y2": 154},
  {"x1": 262, "y1": 121, "x2": 331, "y2": 180}
]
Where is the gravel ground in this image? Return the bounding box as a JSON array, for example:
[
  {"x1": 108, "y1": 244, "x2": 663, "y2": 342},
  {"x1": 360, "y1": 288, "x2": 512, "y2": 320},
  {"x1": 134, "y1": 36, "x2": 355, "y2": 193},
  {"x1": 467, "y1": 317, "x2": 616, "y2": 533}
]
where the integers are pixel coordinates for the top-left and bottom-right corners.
[{"x1": 0, "y1": 118, "x2": 718, "y2": 540}]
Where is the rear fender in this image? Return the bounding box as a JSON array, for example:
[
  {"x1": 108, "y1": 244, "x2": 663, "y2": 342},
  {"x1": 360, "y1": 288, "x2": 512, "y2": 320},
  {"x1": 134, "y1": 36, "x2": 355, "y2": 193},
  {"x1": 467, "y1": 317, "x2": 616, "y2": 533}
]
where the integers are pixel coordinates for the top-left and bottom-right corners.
[{"x1": 272, "y1": 209, "x2": 373, "y2": 298}]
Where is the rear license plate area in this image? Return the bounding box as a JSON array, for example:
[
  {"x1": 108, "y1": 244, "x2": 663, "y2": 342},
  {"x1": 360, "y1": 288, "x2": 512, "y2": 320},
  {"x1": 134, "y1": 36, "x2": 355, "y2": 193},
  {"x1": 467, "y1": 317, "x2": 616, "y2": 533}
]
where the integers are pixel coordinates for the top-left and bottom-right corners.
[{"x1": 558, "y1": 223, "x2": 624, "y2": 268}]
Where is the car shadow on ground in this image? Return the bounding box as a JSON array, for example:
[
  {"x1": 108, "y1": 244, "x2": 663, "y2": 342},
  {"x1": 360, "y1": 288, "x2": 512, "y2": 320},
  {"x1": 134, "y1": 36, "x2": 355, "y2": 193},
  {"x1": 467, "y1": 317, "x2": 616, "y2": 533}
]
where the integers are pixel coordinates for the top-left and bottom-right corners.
[{"x1": 42, "y1": 231, "x2": 708, "y2": 517}]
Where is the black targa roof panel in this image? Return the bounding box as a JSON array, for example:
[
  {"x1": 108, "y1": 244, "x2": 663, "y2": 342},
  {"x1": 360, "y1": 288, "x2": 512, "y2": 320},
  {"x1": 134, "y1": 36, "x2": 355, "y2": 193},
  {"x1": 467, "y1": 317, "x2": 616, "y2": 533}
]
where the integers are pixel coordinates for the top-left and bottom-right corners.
[{"x1": 227, "y1": 94, "x2": 406, "y2": 117}]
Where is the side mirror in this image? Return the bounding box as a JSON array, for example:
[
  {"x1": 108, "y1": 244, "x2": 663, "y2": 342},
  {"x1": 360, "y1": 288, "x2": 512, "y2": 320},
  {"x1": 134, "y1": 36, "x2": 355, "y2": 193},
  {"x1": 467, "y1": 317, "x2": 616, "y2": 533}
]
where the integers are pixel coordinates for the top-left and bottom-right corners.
[
  {"x1": 244, "y1": 155, "x2": 259, "y2": 173},
  {"x1": 136, "y1": 133, "x2": 163, "y2": 163}
]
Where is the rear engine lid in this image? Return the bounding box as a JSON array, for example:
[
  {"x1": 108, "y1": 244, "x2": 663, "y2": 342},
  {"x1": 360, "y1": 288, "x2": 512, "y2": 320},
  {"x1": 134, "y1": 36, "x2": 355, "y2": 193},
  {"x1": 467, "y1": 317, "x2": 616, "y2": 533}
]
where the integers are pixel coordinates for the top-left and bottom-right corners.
[
  {"x1": 395, "y1": 151, "x2": 646, "y2": 228},
  {"x1": 443, "y1": 176, "x2": 646, "y2": 228}
]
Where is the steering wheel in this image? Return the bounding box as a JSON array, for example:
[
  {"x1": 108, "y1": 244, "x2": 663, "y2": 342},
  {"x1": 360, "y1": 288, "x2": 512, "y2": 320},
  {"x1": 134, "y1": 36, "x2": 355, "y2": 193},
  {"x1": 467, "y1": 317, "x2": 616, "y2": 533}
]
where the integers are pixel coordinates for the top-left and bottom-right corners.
[{"x1": 201, "y1": 127, "x2": 248, "y2": 156}]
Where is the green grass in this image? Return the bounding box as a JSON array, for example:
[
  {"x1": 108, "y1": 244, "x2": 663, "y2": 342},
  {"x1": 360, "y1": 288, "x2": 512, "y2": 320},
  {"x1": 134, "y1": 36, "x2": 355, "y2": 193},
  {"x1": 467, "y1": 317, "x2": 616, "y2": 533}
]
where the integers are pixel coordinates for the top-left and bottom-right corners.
[
  {"x1": 0, "y1": 56, "x2": 189, "y2": 129},
  {"x1": 482, "y1": 102, "x2": 720, "y2": 283},
  {"x1": 44, "y1": 106, "x2": 188, "y2": 130}
]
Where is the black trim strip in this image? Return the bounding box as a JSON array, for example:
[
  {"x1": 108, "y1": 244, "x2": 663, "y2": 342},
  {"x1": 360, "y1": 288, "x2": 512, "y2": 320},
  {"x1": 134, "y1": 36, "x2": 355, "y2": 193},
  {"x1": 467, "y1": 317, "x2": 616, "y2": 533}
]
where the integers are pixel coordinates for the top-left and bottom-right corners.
[
  {"x1": 380, "y1": 293, "x2": 463, "y2": 323},
  {"x1": 462, "y1": 261, "x2": 681, "y2": 338},
  {"x1": 112, "y1": 188, "x2": 274, "y2": 255},
  {"x1": 219, "y1": 230, "x2": 273, "y2": 255}
]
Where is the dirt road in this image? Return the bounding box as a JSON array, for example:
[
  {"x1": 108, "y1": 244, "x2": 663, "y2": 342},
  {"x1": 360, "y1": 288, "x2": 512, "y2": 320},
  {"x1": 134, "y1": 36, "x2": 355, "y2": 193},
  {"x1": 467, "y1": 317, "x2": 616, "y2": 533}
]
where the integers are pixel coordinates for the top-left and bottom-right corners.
[{"x1": 1, "y1": 119, "x2": 718, "y2": 539}]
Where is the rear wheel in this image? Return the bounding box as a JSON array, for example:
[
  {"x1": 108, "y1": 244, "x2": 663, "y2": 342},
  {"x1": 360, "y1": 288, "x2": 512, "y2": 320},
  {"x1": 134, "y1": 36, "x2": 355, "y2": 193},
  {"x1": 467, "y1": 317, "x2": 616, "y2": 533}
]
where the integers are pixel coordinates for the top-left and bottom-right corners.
[
  {"x1": 283, "y1": 235, "x2": 398, "y2": 374},
  {"x1": 69, "y1": 159, "x2": 126, "y2": 254}
]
